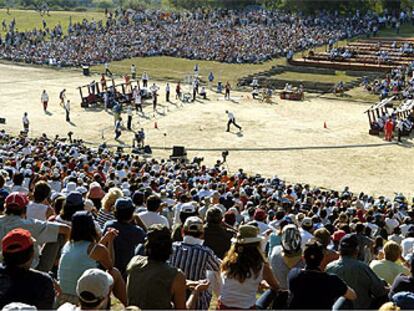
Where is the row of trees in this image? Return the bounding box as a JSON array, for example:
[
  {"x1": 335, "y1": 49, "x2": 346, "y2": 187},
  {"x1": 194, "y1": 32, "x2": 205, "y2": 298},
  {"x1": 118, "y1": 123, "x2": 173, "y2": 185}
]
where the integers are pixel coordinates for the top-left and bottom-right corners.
[
  {"x1": 0, "y1": 0, "x2": 97, "y2": 10},
  {"x1": 0, "y1": 0, "x2": 407, "y2": 13}
]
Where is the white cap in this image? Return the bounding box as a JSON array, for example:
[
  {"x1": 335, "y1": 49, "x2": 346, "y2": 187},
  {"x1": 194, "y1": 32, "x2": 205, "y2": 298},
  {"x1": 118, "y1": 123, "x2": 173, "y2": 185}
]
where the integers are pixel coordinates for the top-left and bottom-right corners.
[
  {"x1": 2, "y1": 303, "x2": 37, "y2": 311},
  {"x1": 76, "y1": 268, "x2": 113, "y2": 303},
  {"x1": 64, "y1": 182, "x2": 77, "y2": 193},
  {"x1": 180, "y1": 202, "x2": 197, "y2": 214}
]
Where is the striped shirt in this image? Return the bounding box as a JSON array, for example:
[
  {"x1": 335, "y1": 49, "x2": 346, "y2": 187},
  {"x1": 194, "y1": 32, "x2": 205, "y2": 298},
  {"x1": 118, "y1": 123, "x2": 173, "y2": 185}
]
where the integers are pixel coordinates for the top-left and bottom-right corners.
[
  {"x1": 170, "y1": 236, "x2": 221, "y2": 309},
  {"x1": 96, "y1": 209, "x2": 115, "y2": 229}
]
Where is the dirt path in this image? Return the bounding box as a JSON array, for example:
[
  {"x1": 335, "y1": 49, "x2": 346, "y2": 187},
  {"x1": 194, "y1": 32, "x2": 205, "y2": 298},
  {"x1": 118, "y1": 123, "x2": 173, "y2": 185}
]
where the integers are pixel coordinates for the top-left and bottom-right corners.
[{"x1": 0, "y1": 63, "x2": 413, "y2": 198}]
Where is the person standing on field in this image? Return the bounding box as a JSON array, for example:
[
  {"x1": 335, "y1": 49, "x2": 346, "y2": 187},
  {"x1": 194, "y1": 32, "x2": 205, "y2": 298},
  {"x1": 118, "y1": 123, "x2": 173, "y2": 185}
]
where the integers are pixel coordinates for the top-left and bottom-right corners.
[
  {"x1": 176, "y1": 82, "x2": 181, "y2": 100},
  {"x1": 22, "y1": 112, "x2": 29, "y2": 133},
  {"x1": 127, "y1": 104, "x2": 133, "y2": 131},
  {"x1": 131, "y1": 64, "x2": 137, "y2": 80},
  {"x1": 41, "y1": 90, "x2": 49, "y2": 112},
  {"x1": 384, "y1": 117, "x2": 394, "y2": 141},
  {"x1": 64, "y1": 100, "x2": 71, "y2": 122},
  {"x1": 59, "y1": 89, "x2": 66, "y2": 107},
  {"x1": 225, "y1": 110, "x2": 242, "y2": 132},
  {"x1": 115, "y1": 117, "x2": 122, "y2": 140},
  {"x1": 225, "y1": 82, "x2": 231, "y2": 100},
  {"x1": 166, "y1": 83, "x2": 170, "y2": 102}
]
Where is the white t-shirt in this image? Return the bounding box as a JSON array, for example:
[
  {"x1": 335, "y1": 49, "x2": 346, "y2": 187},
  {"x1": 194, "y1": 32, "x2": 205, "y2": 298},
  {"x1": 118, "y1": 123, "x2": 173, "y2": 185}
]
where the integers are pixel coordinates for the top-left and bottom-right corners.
[
  {"x1": 41, "y1": 92, "x2": 49, "y2": 102},
  {"x1": 27, "y1": 202, "x2": 49, "y2": 221},
  {"x1": 138, "y1": 211, "x2": 170, "y2": 228},
  {"x1": 220, "y1": 267, "x2": 264, "y2": 309},
  {"x1": 385, "y1": 218, "x2": 400, "y2": 235},
  {"x1": 227, "y1": 112, "x2": 235, "y2": 121}
]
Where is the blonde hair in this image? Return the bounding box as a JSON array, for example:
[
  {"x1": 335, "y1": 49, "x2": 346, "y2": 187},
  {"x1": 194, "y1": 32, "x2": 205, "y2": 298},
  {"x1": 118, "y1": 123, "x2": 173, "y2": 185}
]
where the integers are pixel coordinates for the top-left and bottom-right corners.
[
  {"x1": 384, "y1": 241, "x2": 402, "y2": 262},
  {"x1": 379, "y1": 302, "x2": 400, "y2": 311},
  {"x1": 102, "y1": 187, "x2": 123, "y2": 212}
]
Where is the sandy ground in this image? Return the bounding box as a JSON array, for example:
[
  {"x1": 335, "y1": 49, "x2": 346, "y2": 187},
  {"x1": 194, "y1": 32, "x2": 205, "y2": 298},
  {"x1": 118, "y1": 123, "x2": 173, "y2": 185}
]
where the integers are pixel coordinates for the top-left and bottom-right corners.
[{"x1": 0, "y1": 62, "x2": 413, "y2": 198}]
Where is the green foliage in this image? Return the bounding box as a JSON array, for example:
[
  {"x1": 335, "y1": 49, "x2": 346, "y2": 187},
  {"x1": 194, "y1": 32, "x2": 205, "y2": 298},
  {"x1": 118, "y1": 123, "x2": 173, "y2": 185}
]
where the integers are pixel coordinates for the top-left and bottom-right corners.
[
  {"x1": 169, "y1": 0, "x2": 259, "y2": 10},
  {"x1": 263, "y1": 0, "x2": 384, "y2": 13},
  {"x1": 97, "y1": 0, "x2": 112, "y2": 9}
]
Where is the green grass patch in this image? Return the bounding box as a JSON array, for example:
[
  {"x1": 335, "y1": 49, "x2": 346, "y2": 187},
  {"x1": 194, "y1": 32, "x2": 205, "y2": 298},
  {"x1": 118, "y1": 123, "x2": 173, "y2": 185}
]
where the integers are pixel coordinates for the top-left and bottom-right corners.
[
  {"x1": 0, "y1": 9, "x2": 104, "y2": 35},
  {"x1": 92, "y1": 56, "x2": 285, "y2": 85},
  {"x1": 273, "y1": 71, "x2": 356, "y2": 84},
  {"x1": 345, "y1": 87, "x2": 380, "y2": 102}
]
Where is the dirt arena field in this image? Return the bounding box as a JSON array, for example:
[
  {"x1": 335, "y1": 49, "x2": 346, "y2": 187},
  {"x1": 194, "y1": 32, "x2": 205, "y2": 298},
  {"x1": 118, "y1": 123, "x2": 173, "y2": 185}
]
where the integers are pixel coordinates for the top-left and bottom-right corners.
[{"x1": 0, "y1": 62, "x2": 413, "y2": 198}]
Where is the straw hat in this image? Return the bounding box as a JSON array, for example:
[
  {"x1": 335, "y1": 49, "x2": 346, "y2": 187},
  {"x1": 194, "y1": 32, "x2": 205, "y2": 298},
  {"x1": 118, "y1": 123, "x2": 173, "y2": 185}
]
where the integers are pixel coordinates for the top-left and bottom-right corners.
[{"x1": 231, "y1": 225, "x2": 263, "y2": 245}]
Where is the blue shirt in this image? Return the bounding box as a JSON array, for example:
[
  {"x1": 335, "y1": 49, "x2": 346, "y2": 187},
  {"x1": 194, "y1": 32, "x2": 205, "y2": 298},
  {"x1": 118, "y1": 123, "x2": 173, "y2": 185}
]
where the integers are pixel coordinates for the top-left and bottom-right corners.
[{"x1": 103, "y1": 220, "x2": 146, "y2": 276}]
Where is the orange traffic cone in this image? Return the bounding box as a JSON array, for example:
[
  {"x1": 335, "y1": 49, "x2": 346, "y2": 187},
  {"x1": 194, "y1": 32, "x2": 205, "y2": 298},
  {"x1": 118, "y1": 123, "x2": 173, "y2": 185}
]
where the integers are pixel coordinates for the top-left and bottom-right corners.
[
  {"x1": 154, "y1": 121, "x2": 158, "y2": 129},
  {"x1": 324, "y1": 121, "x2": 327, "y2": 129}
]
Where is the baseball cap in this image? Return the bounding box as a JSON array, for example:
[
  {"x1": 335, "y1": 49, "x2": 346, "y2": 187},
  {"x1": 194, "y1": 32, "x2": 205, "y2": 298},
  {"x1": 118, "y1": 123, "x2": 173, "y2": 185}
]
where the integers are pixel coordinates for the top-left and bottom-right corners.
[
  {"x1": 2, "y1": 228, "x2": 33, "y2": 254},
  {"x1": 5, "y1": 192, "x2": 29, "y2": 211},
  {"x1": 183, "y1": 216, "x2": 204, "y2": 233},
  {"x1": 180, "y1": 202, "x2": 197, "y2": 214},
  {"x1": 339, "y1": 233, "x2": 359, "y2": 251},
  {"x1": 281, "y1": 224, "x2": 302, "y2": 255},
  {"x1": 332, "y1": 229, "x2": 346, "y2": 242},
  {"x1": 392, "y1": 291, "x2": 414, "y2": 309},
  {"x1": 88, "y1": 182, "x2": 105, "y2": 200},
  {"x1": 64, "y1": 181, "x2": 77, "y2": 194},
  {"x1": 115, "y1": 198, "x2": 133, "y2": 210},
  {"x1": 253, "y1": 208, "x2": 267, "y2": 221},
  {"x1": 66, "y1": 191, "x2": 84, "y2": 207},
  {"x1": 146, "y1": 224, "x2": 171, "y2": 245},
  {"x1": 76, "y1": 268, "x2": 113, "y2": 304},
  {"x1": 2, "y1": 302, "x2": 37, "y2": 311}
]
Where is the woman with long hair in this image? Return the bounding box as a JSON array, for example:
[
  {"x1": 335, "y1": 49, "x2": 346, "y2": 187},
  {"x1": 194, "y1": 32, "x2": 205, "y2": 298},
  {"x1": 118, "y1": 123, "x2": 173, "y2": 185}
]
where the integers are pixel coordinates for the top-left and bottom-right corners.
[
  {"x1": 218, "y1": 225, "x2": 279, "y2": 309},
  {"x1": 57, "y1": 211, "x2": 127, "y2": 307}
]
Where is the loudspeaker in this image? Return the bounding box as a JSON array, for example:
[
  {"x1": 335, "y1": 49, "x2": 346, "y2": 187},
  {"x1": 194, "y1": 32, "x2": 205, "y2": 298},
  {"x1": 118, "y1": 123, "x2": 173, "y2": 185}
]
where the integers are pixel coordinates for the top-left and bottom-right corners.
[
  {"x1": 172, "y1": 146, "x2": 186, "y2": 157},
  {"x1": 0, "y1": 118, "x2": 6, "y2": 124}
]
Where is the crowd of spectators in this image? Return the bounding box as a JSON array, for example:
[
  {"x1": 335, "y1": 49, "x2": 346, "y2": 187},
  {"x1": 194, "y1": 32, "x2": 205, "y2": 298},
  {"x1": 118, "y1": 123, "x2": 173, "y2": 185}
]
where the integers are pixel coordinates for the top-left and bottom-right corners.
[
  {"x1": 365, "y1": 65, "x2": 414, "y2": 100},
  {"x1": 364, "y1": 65, "x2": 414, "y2": 136},
  {"x1": 0, "y1": 9, "x2": 379, "y2": 66},
  {"x1": 1, "y1": 129, "x2": 414, "y2": 310}
]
